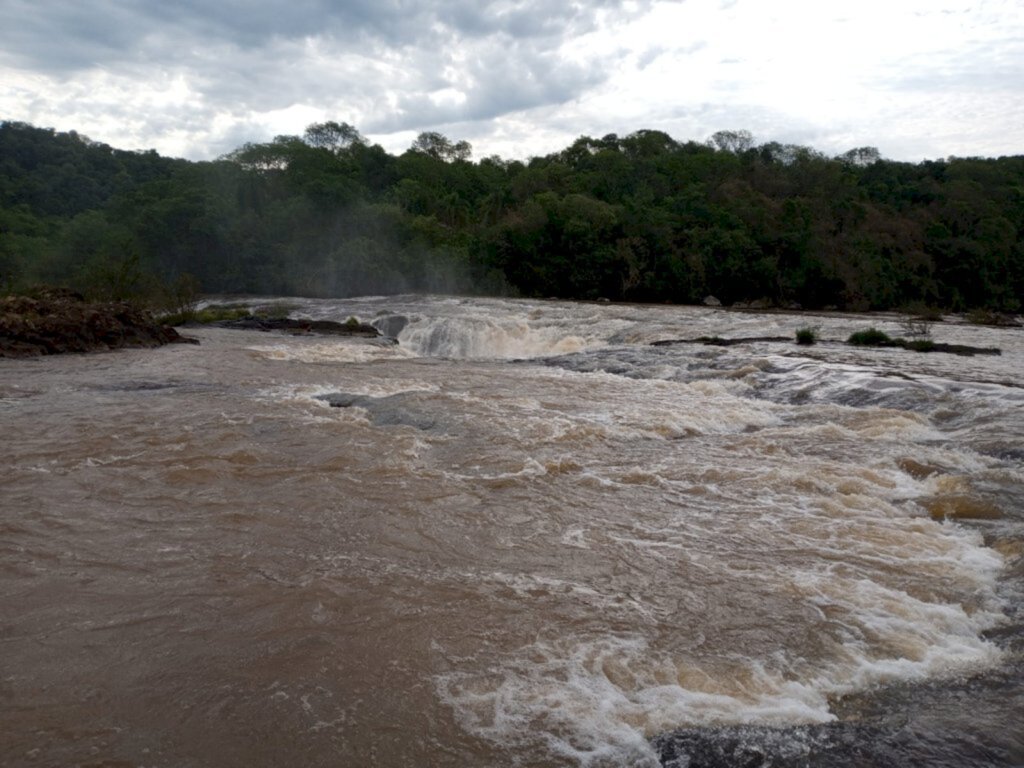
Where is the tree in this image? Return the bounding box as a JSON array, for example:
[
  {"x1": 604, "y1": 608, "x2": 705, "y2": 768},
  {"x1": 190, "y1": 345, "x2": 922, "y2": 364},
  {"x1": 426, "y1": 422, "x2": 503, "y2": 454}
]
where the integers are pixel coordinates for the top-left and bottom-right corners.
[
  {"x1": 709, "y1": 129, "x2": 755, "y2": 154},
  {"x1": 302, "y1": 121, "x2": 366, "y2": 152},
  {"x1": 222, "y1": 137, "x2": 304, "y2": 172},
  {"x1": 3, "y1": 119, "x2": 1022, "y2": 311},
  {"x1": 621, "y1": 129, "x2": 678, "y2": 159},
  {"x1": 838, "y1": 147, "x2": 881, "y2": 167},
  {"x1": 410, "y1": 132, "x2": 472, "y2": 162}
]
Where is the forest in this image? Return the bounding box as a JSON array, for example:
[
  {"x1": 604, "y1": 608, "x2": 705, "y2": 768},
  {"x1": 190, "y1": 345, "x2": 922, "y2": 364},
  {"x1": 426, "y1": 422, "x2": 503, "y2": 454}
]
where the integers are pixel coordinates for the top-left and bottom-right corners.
[{"x1": 1, "y1": 120, "x2": 1022, "y2": 312}]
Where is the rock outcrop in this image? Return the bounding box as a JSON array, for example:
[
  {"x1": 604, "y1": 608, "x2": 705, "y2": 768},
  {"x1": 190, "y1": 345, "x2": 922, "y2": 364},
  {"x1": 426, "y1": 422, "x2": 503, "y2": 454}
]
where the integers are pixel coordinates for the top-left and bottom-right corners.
[
  {"x1": 370, "y1": 314, "x2": 409, "y2": 339},
  {"x1": 0, "y1": 288, "x2": 197, "y2": 358},
  {"x1": 213, "y1": 316, "x2": 382, "y2": 337}
]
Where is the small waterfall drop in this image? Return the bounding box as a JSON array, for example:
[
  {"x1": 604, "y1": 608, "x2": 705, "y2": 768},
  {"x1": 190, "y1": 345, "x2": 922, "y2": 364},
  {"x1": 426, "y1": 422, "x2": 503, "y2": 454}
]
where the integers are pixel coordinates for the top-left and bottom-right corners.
[{"x1": 398, "y1": 314, "x2": 594, "y2": 359}]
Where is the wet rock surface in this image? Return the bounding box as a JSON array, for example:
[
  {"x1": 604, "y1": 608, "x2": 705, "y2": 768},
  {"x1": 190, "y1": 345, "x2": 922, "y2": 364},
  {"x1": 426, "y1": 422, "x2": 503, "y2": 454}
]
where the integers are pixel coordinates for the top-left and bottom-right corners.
[
  {"x1": 316, "y1": 391, "x2": 456, "y2": 433},
  {"x1": 655, "y1": 641, "x2": 1024, "y2": 768},
  {"x1": 652, "y1": 335, "x2": 792, "y2": 347},
  {"x1": 370, "y1": 313, "x2": 409, "y2": 339},
  {"x1": 213, "y1": 315, "x2": 382, "y2": 337},
  {"x1": 650, "y1": 335, "x2": 1002, "y2": 356},
  {"x1": 654, "y1": 718, "x2": 1017, "y2": 768},
  {"x1": 0, "y1": 289, "x2": 197, "y2": 358},
  {"x1": 654, "y1": 724, "x2": 875, "y2": 768}
]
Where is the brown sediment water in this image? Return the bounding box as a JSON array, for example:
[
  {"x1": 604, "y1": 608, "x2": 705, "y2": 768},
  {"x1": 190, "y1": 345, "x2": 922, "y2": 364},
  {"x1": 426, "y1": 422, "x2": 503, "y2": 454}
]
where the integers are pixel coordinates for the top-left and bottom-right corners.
[{"x1": 1, "y1": 297, "x2": 1022, "y2": 767}]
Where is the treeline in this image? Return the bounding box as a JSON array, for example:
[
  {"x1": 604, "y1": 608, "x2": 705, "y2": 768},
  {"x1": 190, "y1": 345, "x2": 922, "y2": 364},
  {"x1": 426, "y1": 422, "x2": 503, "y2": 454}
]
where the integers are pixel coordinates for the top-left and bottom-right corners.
[{"x1": 2, "y1": 121, "x2": 1022, "y2": 311}]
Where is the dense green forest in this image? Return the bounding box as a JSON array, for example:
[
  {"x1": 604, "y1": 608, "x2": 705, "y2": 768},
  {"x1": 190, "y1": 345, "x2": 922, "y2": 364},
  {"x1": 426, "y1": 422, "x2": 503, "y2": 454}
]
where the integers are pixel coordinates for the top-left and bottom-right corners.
[{"x1": 2, "y1": 120, "x2": 1022, "y2": 311}]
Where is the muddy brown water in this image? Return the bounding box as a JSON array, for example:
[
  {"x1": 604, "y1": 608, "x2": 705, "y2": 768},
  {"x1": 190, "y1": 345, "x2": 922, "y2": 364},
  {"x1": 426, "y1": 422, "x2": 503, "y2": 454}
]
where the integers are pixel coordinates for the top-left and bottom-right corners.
[{"x1": 2, "y1": 297, "x2": 1022, "y2": 766}]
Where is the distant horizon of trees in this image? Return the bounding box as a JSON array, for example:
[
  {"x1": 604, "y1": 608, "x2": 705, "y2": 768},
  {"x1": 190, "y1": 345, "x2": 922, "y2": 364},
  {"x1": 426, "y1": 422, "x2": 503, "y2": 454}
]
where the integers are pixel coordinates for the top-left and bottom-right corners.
[{"x1": 2, "y1": 119, "x2": 1022, "y2": 312}]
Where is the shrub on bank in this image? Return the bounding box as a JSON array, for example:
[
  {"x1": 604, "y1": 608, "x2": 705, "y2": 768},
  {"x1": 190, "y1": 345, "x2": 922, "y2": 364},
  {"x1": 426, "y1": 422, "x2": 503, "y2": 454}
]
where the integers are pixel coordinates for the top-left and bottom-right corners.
[
  {"x1": 795, "y1": 327, "x2": 818, "y2": 345},
  {"x1": 848, "y1": 328, "x2": 892, "y2": 346}
]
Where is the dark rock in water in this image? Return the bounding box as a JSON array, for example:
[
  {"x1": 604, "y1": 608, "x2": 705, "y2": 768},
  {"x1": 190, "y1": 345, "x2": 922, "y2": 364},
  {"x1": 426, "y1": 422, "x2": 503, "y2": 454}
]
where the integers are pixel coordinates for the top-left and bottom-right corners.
[
  {"x1": 371, "y1": 314, "x2": 409, "y2": 339},
  {"x1": 654, "y1": 724, "x2": 874, "y2": 768},
  {"x1": 727, "y1": 298, "x2": 774, "y2": 310},
  {"x1": 977, "y1": 444, "x2": 1024, "y2": 462},
  {"x1": 654, "y1": 712, "x2": 1021, "y2": 768},
  {"x1": 316, "y1": 391, "x2": 449, "y2": 433},
  {"x1": 652, "y1": 336, "x2": 791, "y2": 347},
  {"x1": 910, "y1": 341, "x2": 1000, "y2": 356},
  {"x1": 0, "y1": 288, "x2": 198, "y2": 358},
  {"x1": 215, "y1": 316, "x2": 381, "y2": 337},
  {"x1": 308, "y1": 319, "x2": 376, "y2": 335},
  {"x1": 317, "y1": 393, "x2": 366, "y2": 409}
]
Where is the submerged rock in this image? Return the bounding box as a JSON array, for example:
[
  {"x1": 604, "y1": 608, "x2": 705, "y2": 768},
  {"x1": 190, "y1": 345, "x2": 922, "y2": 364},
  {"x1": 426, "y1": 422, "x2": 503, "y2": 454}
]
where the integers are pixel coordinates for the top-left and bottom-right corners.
[
  {"x1": 316, "y1": 391, "x2": 450, "y2": 433},
  {"x1": 0, "y1": 288, "x2": 197, "y2": 358}
]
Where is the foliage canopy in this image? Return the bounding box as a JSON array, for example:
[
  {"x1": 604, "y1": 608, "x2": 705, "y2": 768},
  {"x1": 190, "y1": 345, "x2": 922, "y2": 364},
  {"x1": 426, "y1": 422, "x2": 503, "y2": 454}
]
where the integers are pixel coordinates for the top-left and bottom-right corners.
[{"x1": 2, "y1": 120, "x2": 1022, "y2": 311}]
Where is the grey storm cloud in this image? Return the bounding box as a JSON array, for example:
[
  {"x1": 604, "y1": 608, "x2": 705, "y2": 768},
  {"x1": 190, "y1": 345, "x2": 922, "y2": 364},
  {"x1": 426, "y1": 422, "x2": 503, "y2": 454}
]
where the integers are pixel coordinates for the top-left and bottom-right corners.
[
  {"x1": 0, "y1": 0, "x2": 650, "y2": 148},
  {"x1": 365, "y1": 40, "x2": 611, "y2": 133},
  {"x1": 0, "y1": 0, "x2": 644, "y2": 70}
]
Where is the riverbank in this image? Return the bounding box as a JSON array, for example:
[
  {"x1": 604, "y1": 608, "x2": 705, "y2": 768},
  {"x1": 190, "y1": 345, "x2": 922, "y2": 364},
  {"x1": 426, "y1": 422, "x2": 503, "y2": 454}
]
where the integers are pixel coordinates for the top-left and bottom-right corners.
[{"x1": 0, "y1": 288, "x2": 197, "y2": 358}]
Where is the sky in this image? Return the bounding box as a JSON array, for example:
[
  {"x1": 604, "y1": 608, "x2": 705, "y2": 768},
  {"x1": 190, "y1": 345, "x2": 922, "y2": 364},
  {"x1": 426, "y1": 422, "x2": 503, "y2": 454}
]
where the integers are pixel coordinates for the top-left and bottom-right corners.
[{"x1": 1, "y1": 0, "x2": 1022, "y2": 163}]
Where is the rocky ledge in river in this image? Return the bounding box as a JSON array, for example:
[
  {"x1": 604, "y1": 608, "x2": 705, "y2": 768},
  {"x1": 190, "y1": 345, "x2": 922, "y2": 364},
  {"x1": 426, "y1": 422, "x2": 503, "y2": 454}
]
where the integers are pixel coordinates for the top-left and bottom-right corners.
[
  {"x1": 212, "y1": 315, "x2": 386, "y2": 338},
  {"x1": 0, "y1": 288, "x2": 198, "y2": 358},
  {"x1": 651, "y1": 334, "x2": 1002, "y2": 356}
]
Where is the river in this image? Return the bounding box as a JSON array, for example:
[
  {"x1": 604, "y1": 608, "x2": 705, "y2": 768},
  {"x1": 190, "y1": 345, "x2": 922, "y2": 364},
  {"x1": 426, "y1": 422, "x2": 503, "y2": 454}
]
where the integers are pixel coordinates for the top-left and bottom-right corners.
[{"x1": 2, "y1": 296, "x2": 1021, "y2": 767}]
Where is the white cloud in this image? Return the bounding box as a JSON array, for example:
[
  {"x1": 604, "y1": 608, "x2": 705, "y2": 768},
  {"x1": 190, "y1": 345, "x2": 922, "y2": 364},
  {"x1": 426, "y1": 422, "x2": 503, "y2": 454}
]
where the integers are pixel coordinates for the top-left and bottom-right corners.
[{"x1": 0, "y1": 0, "x2": 1021, "y2": 160}]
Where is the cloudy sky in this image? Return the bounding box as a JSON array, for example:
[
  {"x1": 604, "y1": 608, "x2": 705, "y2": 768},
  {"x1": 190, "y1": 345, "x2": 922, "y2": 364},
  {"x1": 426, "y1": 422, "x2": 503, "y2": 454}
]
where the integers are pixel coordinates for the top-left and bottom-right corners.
[{"x1": 2, "y1": 0, "x2": 1022, "y2": 162}]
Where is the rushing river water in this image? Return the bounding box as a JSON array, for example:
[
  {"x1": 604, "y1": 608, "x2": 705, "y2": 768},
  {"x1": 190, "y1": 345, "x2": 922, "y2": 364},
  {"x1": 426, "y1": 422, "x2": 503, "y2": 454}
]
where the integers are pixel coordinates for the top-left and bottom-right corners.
[{"x1": 2, "y1": 296, "x2": 1022, "y2": 767}]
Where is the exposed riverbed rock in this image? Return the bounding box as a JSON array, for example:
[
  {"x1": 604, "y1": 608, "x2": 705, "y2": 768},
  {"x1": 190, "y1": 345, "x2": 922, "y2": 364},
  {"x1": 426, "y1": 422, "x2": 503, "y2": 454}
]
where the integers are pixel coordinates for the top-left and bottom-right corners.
[
  {"x1": 650, "y1": 335, "x2": 1001, "y2": 356},
  {"x1": 213, "y1": 315, "x2": 383, "y2": 337},
  {"x1": 652, "y1": 335, "x2": 791, "y2": 347},
  {"x1": 0, "y1": 289, "x2": 198, "y2": 358},
  {"x1": 370, "y1": 314, "x2": 409, "y2": 339},
  {"x1": 315, "y1": 391, "x2": 452, "y2": 433},
  {"x1": 654, "y1": 724, "x2": 874, "y2": 768}
]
